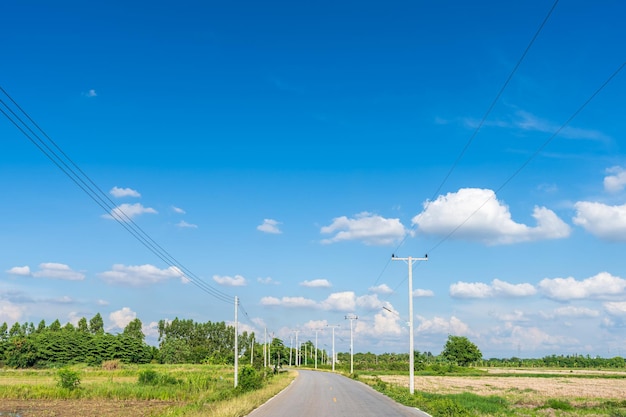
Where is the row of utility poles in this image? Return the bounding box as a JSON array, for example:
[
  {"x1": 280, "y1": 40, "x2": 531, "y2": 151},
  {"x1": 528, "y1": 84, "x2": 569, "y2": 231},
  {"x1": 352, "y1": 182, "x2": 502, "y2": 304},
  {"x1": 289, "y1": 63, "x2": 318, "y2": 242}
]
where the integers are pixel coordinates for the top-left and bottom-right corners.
[{"x1": 234, "y1": 253, "x2": 427, "y2": 393}]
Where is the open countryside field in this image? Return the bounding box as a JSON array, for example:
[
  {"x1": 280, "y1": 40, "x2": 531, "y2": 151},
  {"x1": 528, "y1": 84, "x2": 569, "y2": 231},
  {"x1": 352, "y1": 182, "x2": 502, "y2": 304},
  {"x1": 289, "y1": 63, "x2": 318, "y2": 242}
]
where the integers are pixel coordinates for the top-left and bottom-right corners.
[
  {"x1": 0, "y1": 364, "x2": 295, "y2": 417},
  {"x1": 373, "y1": 368, "x2": 626, "y2": 415}
]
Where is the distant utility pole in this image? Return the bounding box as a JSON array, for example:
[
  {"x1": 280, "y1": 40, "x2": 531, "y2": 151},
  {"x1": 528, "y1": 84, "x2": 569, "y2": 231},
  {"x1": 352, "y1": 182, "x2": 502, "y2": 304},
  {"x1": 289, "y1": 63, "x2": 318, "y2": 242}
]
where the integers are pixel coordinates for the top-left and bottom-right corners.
[
  {"x1": 294, "y1": 330, "x2": 300, "y2": 367},
  {"x1": 326, "y1": 324, "x2": 340, "y2": 372},
  {"x1": 392, "y1": 254, "x2": 428, "y2": 395},
  {"x1": 345, "y1": 314, "x2": 358, "y2": 374},
  {"x1": 234, "y1": 296, "x2": 239, "y2": 388},
  {"x1": 314, "y1": 329, "x2": 322, "y2": 369},
  {"x1": 289, "y1": 334, "x2": 293, "y2": 366},
  {"x1": 264, "y1": 328, "x2": 267, "y2": 368}
]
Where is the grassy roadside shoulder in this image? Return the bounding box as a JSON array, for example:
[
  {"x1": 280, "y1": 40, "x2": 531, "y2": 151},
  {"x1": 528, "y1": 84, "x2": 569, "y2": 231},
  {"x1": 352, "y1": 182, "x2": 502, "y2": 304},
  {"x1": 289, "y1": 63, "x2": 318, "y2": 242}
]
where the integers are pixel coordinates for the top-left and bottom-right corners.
[{"x1": 0, "y1": 364, "x2": 297, "y2": 417}]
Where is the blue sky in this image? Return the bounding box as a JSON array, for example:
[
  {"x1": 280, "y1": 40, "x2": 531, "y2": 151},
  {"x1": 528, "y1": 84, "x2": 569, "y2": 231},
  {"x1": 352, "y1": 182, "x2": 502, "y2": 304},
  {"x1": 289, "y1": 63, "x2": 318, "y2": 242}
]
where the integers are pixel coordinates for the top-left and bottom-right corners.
[{"x1": 1, "y1": 0, "x2": 626, "y2": 359}]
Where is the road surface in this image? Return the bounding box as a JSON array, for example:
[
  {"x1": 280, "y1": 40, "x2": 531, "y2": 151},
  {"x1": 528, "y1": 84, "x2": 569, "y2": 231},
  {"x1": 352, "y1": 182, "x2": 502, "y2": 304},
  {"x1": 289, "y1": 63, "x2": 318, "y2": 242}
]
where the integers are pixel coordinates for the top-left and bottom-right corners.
[{"x1": 247, "y1": 370, "x2": 430, "y2": 417}]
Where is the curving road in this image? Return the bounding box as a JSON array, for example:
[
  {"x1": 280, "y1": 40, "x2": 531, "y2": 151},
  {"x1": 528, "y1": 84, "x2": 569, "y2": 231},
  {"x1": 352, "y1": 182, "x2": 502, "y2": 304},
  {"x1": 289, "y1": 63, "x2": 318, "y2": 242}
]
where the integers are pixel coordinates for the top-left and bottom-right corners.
[{"x1": 247, "y1": 370, "x2": 430, "y2": 417}]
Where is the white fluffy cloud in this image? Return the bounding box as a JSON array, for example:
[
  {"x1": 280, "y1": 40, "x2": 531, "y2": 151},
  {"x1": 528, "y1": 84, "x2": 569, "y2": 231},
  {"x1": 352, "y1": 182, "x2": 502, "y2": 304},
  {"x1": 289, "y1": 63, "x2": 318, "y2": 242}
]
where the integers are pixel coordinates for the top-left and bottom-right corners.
[
  {"x1": 257, "y1": 277, "x2": 279, "y2": 285},
  {"x1": 603, "y1": 301, "x2": 626, "y2": 316},
  {"x1": 413, "y1": 289, "x2": 434, "y2": 297},
  {"x1": 369, "y1": 284, "x2": 393, "y2": 295},
  {"x1": 213, "y1": 274, "x2": 247, "y2": 287},
  {"x1": 356, "y1": 309, "x2": 404, "y2": 337},
  {"x1": 300, "y1": 279, "x2": 331, "y2": 288},
  {"x1": 259, "y1": 291, "x2": 381, "y2": 312},
  {"x1": 356, "y1": 294, "x2": 384, "y2": 311},
  {"x1": 26, "y1": 263, "x2": 85, "y2": 281},
  {"x1": 177, "y1": 220, "x2": 198, "y2": 229},
  {"x1": 6, "y1": 266, "x2": 31, "y2": 276},
  {"x1": 110, "y1": 186, "x2": 140, "y2": 198},
  {"x1": 604, "y1": 166, "x2": 626, "y2": 193},
  {"x1": 412, "y1": 188, "x2": 570, "y2": 245},
  {"x1": 321, "y1": 212, "x2": 407, "y2": 245},
  {"x1": 490, "y1": 322, "x2": 578, "y2": 352},
  {"x1": 99, "y1": 264, "x2": 186, "y2": 286},
  {"x1": 573, "y1": 201, "x2": 626, "y2": 241},
  {"x1": 552, "y1": 306, "x2": 600, "y2": 318},
  {"x1": 104, "y1": 203, "x2": 157, "y2": 221},
  {"x1": 416, "y1": 315, "x2": 474, "y2": 336},
  {"x1": 109, "y1": 307, "x2": 136, "y2": 330},
  {"x1": 260, "y1": 296, "x2": 317, "y2": 308},
  {"x1": 321, "y1": 291, "x2": 356, "y2": 311},
  {"x1": 0, "y1": 301, "x2": 24, "y2": 323},
  {"x1": 538, "y1": 272, "x2": 626, "y2": 301},
  {"x1": 257, "y1": 219, "x2": 282, "y2": 234},
  {"x1": 450, "y1": 279, "x2": 536, "y2": 298}
]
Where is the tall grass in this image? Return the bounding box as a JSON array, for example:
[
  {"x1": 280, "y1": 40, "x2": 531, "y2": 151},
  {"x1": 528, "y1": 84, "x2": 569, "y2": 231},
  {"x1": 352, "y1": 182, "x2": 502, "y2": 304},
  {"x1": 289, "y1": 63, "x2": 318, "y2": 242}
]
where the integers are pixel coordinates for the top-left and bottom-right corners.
[{"x1": 0, "y1": 363, "x2": 297, "y2": 416}]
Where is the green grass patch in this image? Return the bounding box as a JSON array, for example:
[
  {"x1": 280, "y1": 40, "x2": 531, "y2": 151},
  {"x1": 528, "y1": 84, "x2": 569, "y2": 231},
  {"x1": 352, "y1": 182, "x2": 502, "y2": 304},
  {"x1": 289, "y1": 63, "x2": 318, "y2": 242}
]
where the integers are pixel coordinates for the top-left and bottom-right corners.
[{"x1": 365, "y1": 377, "x2": 509, "y2": 417}]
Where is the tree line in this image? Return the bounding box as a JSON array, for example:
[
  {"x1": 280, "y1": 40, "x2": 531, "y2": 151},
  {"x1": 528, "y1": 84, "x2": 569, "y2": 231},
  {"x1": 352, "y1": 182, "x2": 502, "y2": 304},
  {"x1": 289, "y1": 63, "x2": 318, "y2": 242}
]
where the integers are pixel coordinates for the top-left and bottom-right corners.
[{"x1": 2, "y1": 317, "x2": 625, "y2": 371}]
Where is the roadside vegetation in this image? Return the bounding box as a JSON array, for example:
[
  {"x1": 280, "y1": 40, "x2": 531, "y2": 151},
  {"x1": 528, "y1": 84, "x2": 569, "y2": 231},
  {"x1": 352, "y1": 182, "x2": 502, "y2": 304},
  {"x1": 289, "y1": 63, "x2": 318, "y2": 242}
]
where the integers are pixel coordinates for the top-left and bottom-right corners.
[
  {"x1": 2, "y1": 317, "x2": 626, "y2": 416},
  {"x1": 0, "y1": 363, "x2": 295, "y2": 416}
]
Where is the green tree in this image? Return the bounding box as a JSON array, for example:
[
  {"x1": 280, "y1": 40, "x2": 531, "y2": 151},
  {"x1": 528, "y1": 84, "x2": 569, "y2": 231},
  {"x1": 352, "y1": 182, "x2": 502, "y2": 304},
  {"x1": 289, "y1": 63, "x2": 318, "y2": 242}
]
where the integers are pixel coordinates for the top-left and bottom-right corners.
[
  {"x1": 36, "y1": 320, "x2": 46, "y2": 333},
  {"x1": 89, "y1": 313, "x2": 104, "y2": 335},
  {"x1": 123, "y1": 318, "x2": 145, "y2": 341},
  {"x1": 77, "y1": 317, "x2": 89, "y2": 333},
  {"x1": 441, "y1": 335, "x2": 482, "y2": 366}
]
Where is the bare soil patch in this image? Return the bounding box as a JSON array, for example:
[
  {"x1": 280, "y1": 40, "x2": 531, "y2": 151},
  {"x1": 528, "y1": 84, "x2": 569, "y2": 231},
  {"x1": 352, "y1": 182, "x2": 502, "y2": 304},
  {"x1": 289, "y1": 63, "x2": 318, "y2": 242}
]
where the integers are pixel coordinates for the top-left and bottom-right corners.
[
  {"x1": 379, "y1": 374, "x2": 626, "y2": 403},
  {"x1": 0, "y1": 399, "x2": 177, "y2": 417}
]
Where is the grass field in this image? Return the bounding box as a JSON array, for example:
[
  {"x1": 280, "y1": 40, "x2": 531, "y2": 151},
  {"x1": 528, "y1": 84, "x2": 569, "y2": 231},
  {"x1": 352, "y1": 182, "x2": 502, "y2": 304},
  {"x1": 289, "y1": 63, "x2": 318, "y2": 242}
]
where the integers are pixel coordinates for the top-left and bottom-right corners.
[
  {"x1": 3, "y1": 365, "x2": 626, "y2": 416},
  {"x1": 0, "y1": 364, "x2": 296, "y2": 417},
  {"x1": 364, "y1": 368, "x2": 626, "y2": 416}
]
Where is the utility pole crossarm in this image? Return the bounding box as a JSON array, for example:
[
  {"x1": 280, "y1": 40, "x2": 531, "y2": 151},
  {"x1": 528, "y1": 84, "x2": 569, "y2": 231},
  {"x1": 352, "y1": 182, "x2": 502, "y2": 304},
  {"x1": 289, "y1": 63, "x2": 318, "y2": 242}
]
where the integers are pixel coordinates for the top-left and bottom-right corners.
[{"x1": 391, "y1": 254, "x2": 428, "y2": 395}]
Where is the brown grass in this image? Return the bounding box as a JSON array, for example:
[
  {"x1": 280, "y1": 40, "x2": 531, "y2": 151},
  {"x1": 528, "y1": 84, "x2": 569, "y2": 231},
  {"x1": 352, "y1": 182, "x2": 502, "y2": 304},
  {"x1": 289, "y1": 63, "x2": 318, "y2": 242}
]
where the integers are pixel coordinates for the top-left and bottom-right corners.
[{"x1": 378, "y1": 369, "x2": 626, "y2": 407}]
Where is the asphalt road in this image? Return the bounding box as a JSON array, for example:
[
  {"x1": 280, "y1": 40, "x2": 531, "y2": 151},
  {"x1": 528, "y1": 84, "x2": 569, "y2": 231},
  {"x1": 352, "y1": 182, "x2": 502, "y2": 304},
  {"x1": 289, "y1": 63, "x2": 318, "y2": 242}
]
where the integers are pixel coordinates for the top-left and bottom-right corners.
[{"x1": 246, "y1": 370, "x2": 431, "y2": 417}]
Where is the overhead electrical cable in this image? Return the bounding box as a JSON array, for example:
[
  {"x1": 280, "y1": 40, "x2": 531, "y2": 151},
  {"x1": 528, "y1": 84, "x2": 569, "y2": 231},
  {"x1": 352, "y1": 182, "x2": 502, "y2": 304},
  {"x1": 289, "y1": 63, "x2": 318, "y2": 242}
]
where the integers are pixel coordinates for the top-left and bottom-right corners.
[
  {"x1": 380, "y1": 60, "x2": 625, "y2": 306},
  {"x1": 0, "y1": 86, "x2": 234, "y2": 305},
  {"x1": 426, "y1": 60, "x2": 626, "y2": 255},
  {"x1": 372, "y1": 0, "x2": 560, "y2": 288}
]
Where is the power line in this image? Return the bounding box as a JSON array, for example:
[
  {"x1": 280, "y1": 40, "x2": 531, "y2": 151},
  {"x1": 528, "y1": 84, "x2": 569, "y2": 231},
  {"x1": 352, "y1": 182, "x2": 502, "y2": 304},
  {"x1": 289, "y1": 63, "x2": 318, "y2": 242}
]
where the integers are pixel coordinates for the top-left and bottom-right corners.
[
  {"x1": 372, "y1": 0, "x2": 561, "y2": 289},
  {"x1": 426, "y1": 60, "x2": 626, "y2": 255},
  {"x1": 0, "y1": 86, "x2": 234, "y2": 305}
]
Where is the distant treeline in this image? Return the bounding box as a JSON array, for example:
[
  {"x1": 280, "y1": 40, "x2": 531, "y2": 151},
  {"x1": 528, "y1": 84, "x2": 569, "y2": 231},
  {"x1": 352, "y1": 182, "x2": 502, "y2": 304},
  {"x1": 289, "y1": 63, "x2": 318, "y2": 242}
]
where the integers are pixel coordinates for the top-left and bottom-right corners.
[
  {"x1": 1, "y1": 316, "x2": 625, "y2": 370},
  {"x1": 0, "y1": 314, "x2": 255, "y2": 368},
  {"x1": 334, "y1": 351, "x2": 626, "y2": 371}
]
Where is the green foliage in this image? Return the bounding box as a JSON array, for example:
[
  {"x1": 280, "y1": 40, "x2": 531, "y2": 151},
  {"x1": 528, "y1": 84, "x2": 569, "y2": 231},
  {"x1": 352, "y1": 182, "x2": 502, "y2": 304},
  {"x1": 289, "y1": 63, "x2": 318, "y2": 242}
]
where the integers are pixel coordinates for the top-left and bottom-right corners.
[
  {"x1": 238, "y1": 365, "x2": 263, "y2": 391},
  {"x1": 441, "y1": 335, "x2": 482, "y2": 366},
  {"x1": 138, "y1": 369, "x2": 180, "y2": 386},
  {"x1": 540, "y1": 398, "x2": 574, "y2": 411},
  {"x1": 57, "y1": 367, "x2": 81, "y2": 390},
  {"x1": 89, "y1": 313, "x2": 104, "y2": 335},
  {"x1": 157, "y1": 317, "x2": 247, "y2": 365},
  {"x1": 1, "y1": 315, "x2": 153, "y2": 368}
]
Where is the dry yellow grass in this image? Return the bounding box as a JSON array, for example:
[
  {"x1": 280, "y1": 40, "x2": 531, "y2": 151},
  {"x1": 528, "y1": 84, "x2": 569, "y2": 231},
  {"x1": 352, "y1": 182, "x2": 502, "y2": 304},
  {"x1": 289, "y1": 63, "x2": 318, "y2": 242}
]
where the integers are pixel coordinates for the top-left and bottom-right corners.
[{"x1": 378, "y1": 369, "x2": 626, "y2": 406}]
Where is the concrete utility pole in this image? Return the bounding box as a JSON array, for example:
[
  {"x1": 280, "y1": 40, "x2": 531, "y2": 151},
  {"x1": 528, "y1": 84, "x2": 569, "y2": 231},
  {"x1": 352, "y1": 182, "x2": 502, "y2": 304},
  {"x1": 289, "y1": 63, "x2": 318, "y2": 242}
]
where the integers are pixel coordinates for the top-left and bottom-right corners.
[
  {"x1": 392, "y1": 254, "x2": 428, "y2": 395},
  {"x1": 326, "y1": 324, "x2": 340, "y2": 372},
  {"x1": 234, "y1": 296, "x2": 239, "y2": 388},
  {"x1": 294, "y1": 330, "x2": 300, "y2": 366},
  {"x1": 264, "y1": 328, "x2": 267, "y2": 368},
  {"x1": 345, "y1": 314, "x2": 358, "y2": 374},
  {"x1": 314, "y1": 329, "x2": 322, "y2": 369},
  {"x1": 289, "y1": 335, "x2": 293, "y2": 366}
]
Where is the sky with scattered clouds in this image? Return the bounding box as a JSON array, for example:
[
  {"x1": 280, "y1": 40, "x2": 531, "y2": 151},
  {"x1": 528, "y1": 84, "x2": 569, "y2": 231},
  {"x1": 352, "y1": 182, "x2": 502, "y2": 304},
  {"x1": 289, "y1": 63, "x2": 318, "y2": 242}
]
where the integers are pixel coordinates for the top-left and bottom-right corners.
[{"x1": 1, "y1": 0, "x2": 626, "y2": 358}]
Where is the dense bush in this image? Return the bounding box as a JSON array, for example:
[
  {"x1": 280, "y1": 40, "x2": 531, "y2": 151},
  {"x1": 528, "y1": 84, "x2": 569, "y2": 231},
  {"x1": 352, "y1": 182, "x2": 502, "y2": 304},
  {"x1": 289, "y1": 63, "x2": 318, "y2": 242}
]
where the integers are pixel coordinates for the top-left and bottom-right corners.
[
  {"x1": 138, "y1": 369, "x2": 180, "y2": 386},
  {"x1": 57, "y1": 367, "x2": 81, "y2": 390},
  {"x1": 238, "y1": 365, "x2": 263, "y2": 391}
]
